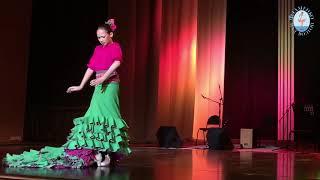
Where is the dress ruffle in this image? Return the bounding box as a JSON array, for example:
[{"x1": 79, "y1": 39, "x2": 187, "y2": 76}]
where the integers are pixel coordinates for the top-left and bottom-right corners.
[
  {"x1": 3, "y1": 146, "x2": 85, "y2": 168},
  {"x1": 3, "y1": 83, "x2": 131, "y2": 168},
  {"x1": 63, "y1": 115, "x2": 131, "y2": 154}
]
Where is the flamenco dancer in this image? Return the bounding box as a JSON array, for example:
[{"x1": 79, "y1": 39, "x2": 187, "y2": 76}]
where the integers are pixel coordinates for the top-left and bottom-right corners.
[{"x1": 4, "y1": 19, "x2": 131, "y2": 168}]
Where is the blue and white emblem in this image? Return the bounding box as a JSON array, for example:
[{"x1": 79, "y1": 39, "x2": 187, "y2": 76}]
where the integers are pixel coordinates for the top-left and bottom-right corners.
[{"x1": 289, "y1": 6, "x2": 314, "y2": 36}]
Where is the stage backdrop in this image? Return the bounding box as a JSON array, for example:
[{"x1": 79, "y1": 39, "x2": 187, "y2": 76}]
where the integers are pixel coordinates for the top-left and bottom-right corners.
[
  {"x1": 294, "y1": 0, "x2": 320, "y2": 140},
  {"x1": 23, "y1": 0, "x2": 109, "y2": 142},
  {"x1": 224, "y1": 0, "x2": 278, "y2": 139},
  {"x1": 108, "y1": 0, "x2": 227, "y2": 141},
  {"x1": 0, "y1": 1, "x2": 32, "y2": 143},
  {"x1": 193, "y1": 0, "x2": 227, "y2": 140},
  {"x1": 23, "y1": 0, "x2": 281, "y2": 143}
]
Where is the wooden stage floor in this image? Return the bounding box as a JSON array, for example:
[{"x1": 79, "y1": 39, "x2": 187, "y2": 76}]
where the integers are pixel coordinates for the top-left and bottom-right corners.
[{"x1": 1, "y1": 145, "x2": 320, "y2": 179}]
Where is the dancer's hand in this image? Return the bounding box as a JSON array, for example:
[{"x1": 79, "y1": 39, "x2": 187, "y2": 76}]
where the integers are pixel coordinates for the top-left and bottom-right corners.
[
  {"x1": 66, "y1": 86, "x2": 82, "y2": 93},
  {"x1": 90, "y1": 77, "x2": 104, "y2": 86}
]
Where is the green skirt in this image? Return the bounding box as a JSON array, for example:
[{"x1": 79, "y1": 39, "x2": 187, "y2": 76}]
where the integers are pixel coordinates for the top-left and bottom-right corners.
[
  {"x1": 4, "y1": 83, "x2": 131, "y2": 168},
  {"x1": 63, "y1": 82, "x2": 131, "y2": 153}
]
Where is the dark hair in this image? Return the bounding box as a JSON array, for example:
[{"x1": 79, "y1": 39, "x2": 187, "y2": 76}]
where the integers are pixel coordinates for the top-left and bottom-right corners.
[{"x1": 97, "y1": 24, "x2": 114, "y2": 34}]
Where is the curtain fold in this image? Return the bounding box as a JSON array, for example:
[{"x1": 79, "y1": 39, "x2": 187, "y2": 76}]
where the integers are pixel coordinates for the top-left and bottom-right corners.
[
  {"x1": 108, "y1": 0, "x2": 226, "y2": 142},
  {"x1": 193, "y1": 0, "x2": 227, "y2": 139}
]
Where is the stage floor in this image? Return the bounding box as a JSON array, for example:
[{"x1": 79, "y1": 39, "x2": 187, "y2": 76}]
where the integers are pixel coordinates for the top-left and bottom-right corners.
[{"x1": 1, "y1": 145, "x2": 320, "y2": 179}]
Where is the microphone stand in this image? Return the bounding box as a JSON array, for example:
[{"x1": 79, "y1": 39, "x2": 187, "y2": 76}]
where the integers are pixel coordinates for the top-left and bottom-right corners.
[
  {"x1": 201, "y1": 84, "x2": 223, "y2": 121},
  {"x1": 218, "y1": 84, "x2": 223, "y2": 121},
  {"x1": 201, "y1": 85, "x2": 224, "y2": 126},
  {"x1": 199, "y1": 87, "x2": 224, "y2": 148},
  {"x1": 201, "y1": 94, "x2": 223, "y2": 116},
  {"x1": 272, "y1": 102, "x2": 295, "y2": 151}
]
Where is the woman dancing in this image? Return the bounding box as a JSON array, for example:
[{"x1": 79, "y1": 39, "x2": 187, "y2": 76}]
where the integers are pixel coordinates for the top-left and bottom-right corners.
[{"x1": 4, "y1": 19, "x2": 131, "y2": 168}]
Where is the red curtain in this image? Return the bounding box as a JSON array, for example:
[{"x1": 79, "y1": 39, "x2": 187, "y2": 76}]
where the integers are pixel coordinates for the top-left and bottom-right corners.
[
  {"x1": 193, "y1": 0, "x2": 227, "y2": 139},
  {"x1": 156, "y1": 0, "x2": 197, "y2": 139},
  {"x1": 108, "y1": 0, "x2": 226, "y2": 142}
]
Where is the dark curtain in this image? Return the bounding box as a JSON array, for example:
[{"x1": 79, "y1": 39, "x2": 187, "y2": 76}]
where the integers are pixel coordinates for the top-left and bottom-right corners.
[{"x1": 224, "y1": 0, "x2": 278, "y2": 139}]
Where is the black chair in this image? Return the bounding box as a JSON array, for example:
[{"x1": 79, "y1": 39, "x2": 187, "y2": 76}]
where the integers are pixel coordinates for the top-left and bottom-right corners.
[
  {"x1": 195, "y1": 115, "x2": 220, "y2": 145},
  {"x1": 290, "y1": 104, "x2": 320, "y2": 151}
]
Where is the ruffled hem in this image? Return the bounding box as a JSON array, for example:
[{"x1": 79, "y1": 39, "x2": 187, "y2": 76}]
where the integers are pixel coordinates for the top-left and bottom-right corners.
[
  {"x1": 62, "y1": 115, "x2": 131, "y2": 154},
  {"x1": 3, "y1": 146, "x2": 86, "y2": 169}
]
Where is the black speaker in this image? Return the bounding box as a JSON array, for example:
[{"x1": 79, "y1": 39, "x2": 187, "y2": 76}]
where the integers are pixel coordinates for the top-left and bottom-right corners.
[
  {"x1": 156, "y1": 126, "x2": 182, "y2": 148},
  {"x1": 206, "y1": 128, "x2": 233, "y2": 150}
]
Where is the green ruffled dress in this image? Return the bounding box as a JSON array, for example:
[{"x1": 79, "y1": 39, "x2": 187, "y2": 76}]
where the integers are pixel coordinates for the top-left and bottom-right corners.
[{"x1": 4, "y1": 83, "x2": 131, "y2": 168}]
